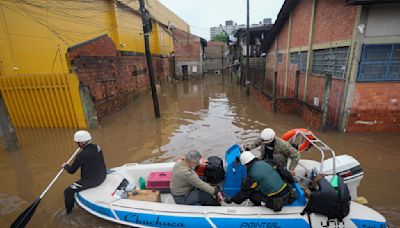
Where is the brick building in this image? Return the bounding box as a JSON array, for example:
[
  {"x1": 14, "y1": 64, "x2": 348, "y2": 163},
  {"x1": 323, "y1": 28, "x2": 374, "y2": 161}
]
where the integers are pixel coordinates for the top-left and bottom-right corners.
[
  {"x1": 68, "y1": 35, "x2": 171, "y2": 127},
  {"x1": 204, "y1": 41, "x2": 229, "y2": 72},
  {"x1": 172, "y1": 29, "x2": 207, "y2": 79},
  {"x1": 250, "y1": 0, "x2": 400, "y2": 132}
]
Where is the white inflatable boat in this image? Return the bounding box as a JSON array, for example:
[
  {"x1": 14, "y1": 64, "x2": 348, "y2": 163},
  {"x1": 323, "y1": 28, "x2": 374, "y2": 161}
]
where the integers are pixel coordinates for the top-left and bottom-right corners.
[{"x1": 75, "y1": 146, "x2": 387, "y2": 227}]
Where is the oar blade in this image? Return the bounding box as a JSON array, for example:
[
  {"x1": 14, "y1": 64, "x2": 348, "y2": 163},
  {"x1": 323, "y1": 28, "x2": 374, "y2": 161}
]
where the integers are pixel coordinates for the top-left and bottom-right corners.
[{"x1": 11, "y1": 198, "x2": 41, "y2": 228}]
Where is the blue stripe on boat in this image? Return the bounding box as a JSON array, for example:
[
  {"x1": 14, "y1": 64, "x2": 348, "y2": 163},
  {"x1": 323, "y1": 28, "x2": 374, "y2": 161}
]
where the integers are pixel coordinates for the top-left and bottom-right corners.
[
  {"x1": 351, "y1": 218, "x2": 387, "y2": 228},
  {"x1": 77, "y1": 193, "x2": 115, "y2": 219},
  {"x1": 211, "y1": 217, "x2": 310, "y2": 228}
]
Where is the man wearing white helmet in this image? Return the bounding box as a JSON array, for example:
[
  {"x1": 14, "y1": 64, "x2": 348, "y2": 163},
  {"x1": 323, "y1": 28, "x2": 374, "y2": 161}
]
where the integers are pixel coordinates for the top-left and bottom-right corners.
[
  {"x1": 224, "y1": 151, "x2": 293, "y2": 211},
  {"x1": 245, "y1": 128, "x2": 300, "y2": 175},
  {"x1": 61, "y1": 130, "x2": 107, "y2": 214}
]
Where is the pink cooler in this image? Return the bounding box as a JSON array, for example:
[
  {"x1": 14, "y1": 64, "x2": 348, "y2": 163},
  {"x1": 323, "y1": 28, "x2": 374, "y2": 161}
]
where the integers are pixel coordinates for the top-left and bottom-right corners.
[{"x1": 146, "y1": 172, "x2": 172, "y2": 191}]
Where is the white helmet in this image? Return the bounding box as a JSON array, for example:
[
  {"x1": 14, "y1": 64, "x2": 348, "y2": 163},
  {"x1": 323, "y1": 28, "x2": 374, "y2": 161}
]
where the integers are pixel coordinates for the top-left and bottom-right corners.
[
  {"x1": 74, "y1": 130, "x2": 92, "y2": 143},
  {"x1": 240, "y1": 151, "x2": 255, "y2": 165},
  {"x1": 260, "y1": 128, "x2": 276, "y2": 143}
]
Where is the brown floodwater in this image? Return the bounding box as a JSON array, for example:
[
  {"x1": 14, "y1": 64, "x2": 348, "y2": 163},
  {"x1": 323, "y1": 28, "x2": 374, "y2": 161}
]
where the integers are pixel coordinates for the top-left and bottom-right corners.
[{"x1": 1, "y1": 74, "x2": 399, "y2": 227}]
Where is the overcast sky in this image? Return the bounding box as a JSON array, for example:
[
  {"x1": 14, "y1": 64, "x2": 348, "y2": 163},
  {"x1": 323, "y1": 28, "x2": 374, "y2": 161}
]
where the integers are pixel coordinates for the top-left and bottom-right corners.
[{"x1": 159, "y1": 0, "x2": 285, "y2": 40}]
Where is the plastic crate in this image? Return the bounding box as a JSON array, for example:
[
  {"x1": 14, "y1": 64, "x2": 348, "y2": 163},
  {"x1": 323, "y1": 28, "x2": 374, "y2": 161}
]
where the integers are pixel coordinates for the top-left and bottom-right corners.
[{"x1": 146, "y1": 172, "x2": 172, "y2": 190}]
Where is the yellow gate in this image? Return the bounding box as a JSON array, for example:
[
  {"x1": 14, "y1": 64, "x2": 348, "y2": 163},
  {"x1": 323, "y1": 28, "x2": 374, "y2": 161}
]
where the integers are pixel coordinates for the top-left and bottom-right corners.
[{"x1": 0, "y1": 74, "x2": 87, "y2": 128}]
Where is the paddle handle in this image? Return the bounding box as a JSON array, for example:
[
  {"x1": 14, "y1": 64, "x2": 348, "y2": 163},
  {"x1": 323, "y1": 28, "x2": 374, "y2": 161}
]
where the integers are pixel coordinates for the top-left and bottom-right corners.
[{"x1": 39, "y1": 148, "x2": 81, "y2": 199}]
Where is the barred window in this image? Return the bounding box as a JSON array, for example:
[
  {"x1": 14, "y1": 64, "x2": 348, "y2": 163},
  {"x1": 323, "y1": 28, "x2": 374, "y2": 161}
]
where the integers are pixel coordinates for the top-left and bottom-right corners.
[
  {"x1": 357, "y1": 44, "x2": 400, "y2": 81},
  {"x1": 277, "y1": 53, "x2": 283, "y2": 64},
  {"x1": 312, "y1": 47, "x2": 349, "y2": 77},
  {"x1": 290, "y1": 51, "x2": 308, "y2": 72}
]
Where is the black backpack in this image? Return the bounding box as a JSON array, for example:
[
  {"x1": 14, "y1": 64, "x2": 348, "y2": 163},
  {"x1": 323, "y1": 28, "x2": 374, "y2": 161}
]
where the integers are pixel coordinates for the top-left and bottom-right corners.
[
  {"x1": 205, "y1": 156, "x2": 225, "y2": 184},
  {"x1": 301, "y1": 175, "x2": 350, "y2": 221}
]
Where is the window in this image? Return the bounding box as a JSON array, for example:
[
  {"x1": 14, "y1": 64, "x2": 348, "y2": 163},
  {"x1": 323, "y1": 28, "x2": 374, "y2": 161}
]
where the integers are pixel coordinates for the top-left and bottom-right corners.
[
  {"x1": 290, "y1": 51, "x2": 308, "y2": 72},
  {"x1": 357, "y1": 44, "x2": 400, "y2": 81},
  {"x1": 312, "y1": 47, "x2": 349, "y2": 77},
  {"x1": 277, "y1": 53, "x2": 283, "y2": 64}
]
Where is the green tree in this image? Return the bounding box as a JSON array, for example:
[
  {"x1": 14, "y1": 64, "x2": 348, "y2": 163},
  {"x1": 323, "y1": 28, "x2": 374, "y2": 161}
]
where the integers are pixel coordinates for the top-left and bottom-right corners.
[{"x1": 212, "y1": 32, "x2": 229, "y2": 43}]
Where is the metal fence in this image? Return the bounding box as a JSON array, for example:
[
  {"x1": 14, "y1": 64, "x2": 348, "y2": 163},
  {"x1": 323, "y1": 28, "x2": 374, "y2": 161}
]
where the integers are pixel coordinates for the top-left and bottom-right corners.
[{"x1": 0, "y1": 74, "x2": 86, "y2": 128}]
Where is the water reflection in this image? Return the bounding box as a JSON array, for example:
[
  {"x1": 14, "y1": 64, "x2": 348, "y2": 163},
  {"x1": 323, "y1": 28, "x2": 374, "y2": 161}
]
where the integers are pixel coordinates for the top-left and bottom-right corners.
[{"x1": 0, "y1": 74, "x2": 399, "y2": 227}]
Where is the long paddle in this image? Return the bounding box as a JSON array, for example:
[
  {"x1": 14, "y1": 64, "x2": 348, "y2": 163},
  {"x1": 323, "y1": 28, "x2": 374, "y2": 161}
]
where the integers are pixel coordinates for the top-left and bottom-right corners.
[{"x1": 11, "y1": 147, "x2": 81, "y2": 228}]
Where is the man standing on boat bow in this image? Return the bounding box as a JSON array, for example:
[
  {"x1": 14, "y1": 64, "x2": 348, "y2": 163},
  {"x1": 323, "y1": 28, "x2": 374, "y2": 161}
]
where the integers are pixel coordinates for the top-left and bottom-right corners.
[
  {"x1": 245, "y1": 128, "x2": 300, "y2": 175},
  {"x1": 61, "y1": 130, "x2": 107, "y2": 214},
  {"x1": 170, "y1": 150, "x2": 224, "y2": 206}
]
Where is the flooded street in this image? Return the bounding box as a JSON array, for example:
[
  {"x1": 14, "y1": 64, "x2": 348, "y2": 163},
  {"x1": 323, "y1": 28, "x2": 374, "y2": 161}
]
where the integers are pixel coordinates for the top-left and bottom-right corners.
[{"x1": 1, "y1": 74, "x2": 399, "y2": 227}]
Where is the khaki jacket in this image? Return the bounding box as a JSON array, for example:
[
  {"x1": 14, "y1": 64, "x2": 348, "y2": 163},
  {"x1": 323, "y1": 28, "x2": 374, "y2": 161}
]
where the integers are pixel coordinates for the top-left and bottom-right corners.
[
  {"x1": 246, "y1": 137, "x2": 300, "y2": 171},
  {"x1": 170, "y1": 160, "x2": 215, "y2": 196}
]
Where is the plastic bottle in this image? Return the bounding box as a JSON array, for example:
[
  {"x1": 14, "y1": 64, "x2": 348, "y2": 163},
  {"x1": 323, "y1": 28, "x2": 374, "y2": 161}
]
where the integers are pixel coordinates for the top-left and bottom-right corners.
[{"x1": 139, "y1": 177, "x2": 146, "y2": 190}]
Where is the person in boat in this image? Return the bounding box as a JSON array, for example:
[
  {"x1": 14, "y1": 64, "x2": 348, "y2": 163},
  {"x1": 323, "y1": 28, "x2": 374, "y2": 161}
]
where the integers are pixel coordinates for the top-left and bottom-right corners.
[
  {"x1": 170, "y1": 150, "x2": 224, "y2": 206},
  {"x1": 61, "y1": 130, "x2": 107, "y2": 214},
  {"x1": 244, "y1": 128, "x2": 299, "y2": 175},
  {"x1": 224, "y1": 151, "x2": 292, "y2": 211}
]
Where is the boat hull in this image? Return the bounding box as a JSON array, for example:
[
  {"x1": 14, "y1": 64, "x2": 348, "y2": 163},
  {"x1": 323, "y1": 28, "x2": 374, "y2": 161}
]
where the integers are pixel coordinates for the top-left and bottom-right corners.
[{"x1": 75, "y1": 162, "x2": 387, "y2": 228}]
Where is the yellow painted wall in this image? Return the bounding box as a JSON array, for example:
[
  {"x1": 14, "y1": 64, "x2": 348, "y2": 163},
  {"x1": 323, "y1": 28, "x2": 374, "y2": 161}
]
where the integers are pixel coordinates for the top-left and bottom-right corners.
[
  {"x1": 0, "y1": 0, "x2": 188, "y2": 128},
  {"x1": 0, "y1": 0, "x2": 188, "y2": 76}
]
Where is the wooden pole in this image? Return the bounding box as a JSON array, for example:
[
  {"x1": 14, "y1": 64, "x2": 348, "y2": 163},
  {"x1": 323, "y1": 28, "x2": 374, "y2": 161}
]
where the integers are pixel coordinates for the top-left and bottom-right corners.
[{"x1": 139, "y1": 0, "x2": 160, "y2": 118}]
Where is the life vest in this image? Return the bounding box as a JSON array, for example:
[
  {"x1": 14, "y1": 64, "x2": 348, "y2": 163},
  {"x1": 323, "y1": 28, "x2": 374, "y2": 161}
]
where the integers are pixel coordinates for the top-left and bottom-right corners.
[
  {"x1": 248, "y1": 160, "x2": 285, "y2": 195},
  {"x1": 281, "y1": 128, "x2": 315, "y2": 152}
]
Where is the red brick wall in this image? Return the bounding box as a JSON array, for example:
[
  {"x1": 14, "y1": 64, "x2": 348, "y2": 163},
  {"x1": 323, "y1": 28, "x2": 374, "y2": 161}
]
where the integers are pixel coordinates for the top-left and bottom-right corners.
[
  {"x1": 290, "y1": 0, "x2": 312, "y2": 48},
  {"x1": 313, "y1": 0, "x2": 356, "y2": 44},
  {"x1": 306, "y1": 74, "x2": 325, "y2": 105},
  {"x1": 173, "y1": 29, "x2": 201, "y2": 61},
  {"x1": 295, "y1": 102, "x2": 322, "y2": 129},
  {"x1": 277, "y1": 21, "x2": 288, "y2": 50},
  {"x1": 250, "y1": 86, "x2": 273, "y2": 111},
  {"x1": 251, "y1": 0, "x2": 358, "y2": 131},
  {"x1": 250, "y1": 85, "x2": 322, "y2": 129},
  {"x1": 68, "y1": 35, "x2": 171, "y2": 122},
  {"x1": 68, "y1": 35, "x2": 117, "y2": 59},
  {"x1": 327, "y1": 78, "x2": 345, "y2": 127},
  {"x1": 298, "y1": 72, "x2": 306, "y2": 99},
  {"x1": 276, "y1": 54, "x2": 287, "y2": 98},
  {"x1": 347, "y1": 82, "x2": 400, "y2": 132}
]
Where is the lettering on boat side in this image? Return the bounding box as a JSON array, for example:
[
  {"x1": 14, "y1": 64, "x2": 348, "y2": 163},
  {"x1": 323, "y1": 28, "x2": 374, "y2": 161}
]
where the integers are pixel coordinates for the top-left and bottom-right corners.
[
  {"x1": 124, "y1": 213, "x2": 185, "y2": 227},
  {"x1": 321, "y1": 219, "x2": 345, "y2": 228},
  {"x1": 239, "y1": 222, "x2": 280, "y2": 228}
]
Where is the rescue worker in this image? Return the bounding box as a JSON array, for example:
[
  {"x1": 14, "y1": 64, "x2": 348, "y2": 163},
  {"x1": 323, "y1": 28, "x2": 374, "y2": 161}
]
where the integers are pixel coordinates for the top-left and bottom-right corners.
[
  {"x1": 170, "y1": 150, "x2": 224, "y2": 206},
  {"x1": 62, "y1": 130, "x2": 107, "y2": 214},
  {"x1": 224, "y1": 151, "x2": 292, "y2": 211},
  {"x1": 245, "y1": 128, "x2": 299, "y2": 175}
]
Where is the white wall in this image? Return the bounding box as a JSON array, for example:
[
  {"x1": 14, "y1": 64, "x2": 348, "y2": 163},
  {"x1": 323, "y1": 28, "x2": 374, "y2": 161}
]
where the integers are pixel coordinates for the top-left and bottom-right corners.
[{"x1": 365, "y1": 4, "x2": 400, "y2": 37}]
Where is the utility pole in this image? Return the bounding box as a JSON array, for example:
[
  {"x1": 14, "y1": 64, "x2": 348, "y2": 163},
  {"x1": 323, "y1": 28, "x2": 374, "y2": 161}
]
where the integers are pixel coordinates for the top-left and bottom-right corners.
[
  {"x1": 139, "y1": 0, "x2": 160, "y2": 118},
  {"x1": 221, "y1": 45, "x2": 224, "y2": 74},
  {"x1": 245, "y1": 0, "x2": 250, "y2": 87}
]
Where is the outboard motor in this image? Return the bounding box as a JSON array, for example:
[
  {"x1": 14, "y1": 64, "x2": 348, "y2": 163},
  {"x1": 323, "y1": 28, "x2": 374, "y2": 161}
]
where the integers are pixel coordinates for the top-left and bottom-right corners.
[
  {"x1": 322, "y1": 155, "x2": 364, "y2": 200},
  {"x1": 205, "y1": 156, "x2": 225, "y2": 184}
]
